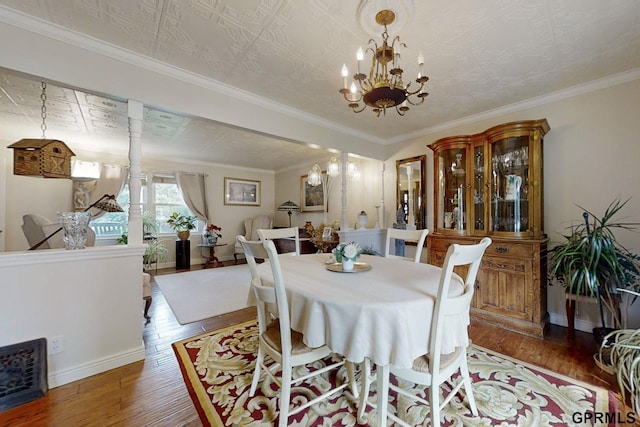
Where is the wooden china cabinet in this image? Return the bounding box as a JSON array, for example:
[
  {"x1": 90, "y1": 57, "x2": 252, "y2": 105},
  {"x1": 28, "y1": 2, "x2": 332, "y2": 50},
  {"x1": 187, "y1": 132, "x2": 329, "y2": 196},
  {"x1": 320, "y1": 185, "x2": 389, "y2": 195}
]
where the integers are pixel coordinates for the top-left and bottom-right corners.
[{"x1": 426, "y1": 119, "x2": 550, "y2": 338}]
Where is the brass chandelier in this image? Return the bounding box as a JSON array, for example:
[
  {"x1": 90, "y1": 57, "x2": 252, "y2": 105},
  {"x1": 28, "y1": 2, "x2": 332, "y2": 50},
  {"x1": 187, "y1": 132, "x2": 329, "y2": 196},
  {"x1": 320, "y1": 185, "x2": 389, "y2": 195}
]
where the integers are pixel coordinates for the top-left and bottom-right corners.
[{"x1": 339, "y1": 9, "x2": 429, "y2": 117}]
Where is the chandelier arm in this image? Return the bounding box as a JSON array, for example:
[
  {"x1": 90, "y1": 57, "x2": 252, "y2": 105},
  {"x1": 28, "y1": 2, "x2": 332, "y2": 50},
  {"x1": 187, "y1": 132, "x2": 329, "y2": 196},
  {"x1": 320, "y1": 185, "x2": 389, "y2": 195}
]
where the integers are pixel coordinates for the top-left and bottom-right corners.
[
  {"x1": 405, "y1": 95, "x2": 425, "y2": 106},
  {"x1": 351, "y1": 103, "x2": 367, "y2": 113},
  {"x1": 357, "y1": 79, "x2": 370, "y2": 92},
  {"x1": 405, "y1": 83, "x2": 425, "y2": 97},
  {"x1": 389, "y1": 36, "x2": 403, "y2": 51},
  {"x1": 343, "y1": 90, "x2": 362, "y2": 103},
  {"x1": 395, "y1": 105, "x2": 406, "y2": 116}
]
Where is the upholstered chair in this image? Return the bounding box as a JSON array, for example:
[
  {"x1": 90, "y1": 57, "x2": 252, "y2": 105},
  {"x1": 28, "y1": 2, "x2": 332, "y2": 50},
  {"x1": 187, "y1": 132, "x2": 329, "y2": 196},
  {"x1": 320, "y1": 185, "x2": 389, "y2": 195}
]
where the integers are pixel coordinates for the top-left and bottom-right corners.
[{"x1": 233, "y1": 215, "x2": 273, "y2": 263}]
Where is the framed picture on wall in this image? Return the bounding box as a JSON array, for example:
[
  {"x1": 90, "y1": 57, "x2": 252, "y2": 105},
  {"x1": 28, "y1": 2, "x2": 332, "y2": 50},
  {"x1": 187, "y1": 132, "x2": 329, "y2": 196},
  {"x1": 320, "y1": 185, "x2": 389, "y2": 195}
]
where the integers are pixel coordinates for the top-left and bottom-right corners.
[
  {"x1": 300, "y1": 173, "x2": 325, "y2": 212},
  {"x1": 224, "y1": 177, "x2": 261, "y2": 206}
]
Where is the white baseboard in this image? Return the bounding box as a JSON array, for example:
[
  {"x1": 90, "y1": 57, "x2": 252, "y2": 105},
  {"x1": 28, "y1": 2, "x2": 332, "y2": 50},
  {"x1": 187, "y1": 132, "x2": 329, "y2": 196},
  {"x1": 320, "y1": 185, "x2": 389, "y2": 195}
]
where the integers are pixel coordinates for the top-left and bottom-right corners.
[
  {"x1": 49, "y1": 341, "x2": 145, "y2": 388},
  {"x1": 548, "y1": 311, "x2": 598, "y2": 333}
]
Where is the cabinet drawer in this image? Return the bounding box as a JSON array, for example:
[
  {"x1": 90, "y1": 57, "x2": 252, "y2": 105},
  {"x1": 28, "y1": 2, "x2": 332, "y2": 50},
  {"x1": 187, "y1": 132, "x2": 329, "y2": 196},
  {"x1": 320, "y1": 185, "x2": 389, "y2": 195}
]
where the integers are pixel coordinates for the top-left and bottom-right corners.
[
  {"x1": 430, "y1": 236, "x2": 534, "y2": 260},
  {"x1": 485, "y1": 242, "x2": 533, "y2": 259},
  {"x1": 428, "y1": 237, "x2": 472, "y2": 253}
]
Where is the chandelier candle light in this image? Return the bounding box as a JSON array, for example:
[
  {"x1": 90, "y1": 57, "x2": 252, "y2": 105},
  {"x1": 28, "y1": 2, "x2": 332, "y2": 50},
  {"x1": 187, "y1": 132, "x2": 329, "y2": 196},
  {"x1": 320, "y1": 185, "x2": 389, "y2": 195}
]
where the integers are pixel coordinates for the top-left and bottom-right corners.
[{"x1": 340, "y1": 9, "x2": 429, "y2": 117}]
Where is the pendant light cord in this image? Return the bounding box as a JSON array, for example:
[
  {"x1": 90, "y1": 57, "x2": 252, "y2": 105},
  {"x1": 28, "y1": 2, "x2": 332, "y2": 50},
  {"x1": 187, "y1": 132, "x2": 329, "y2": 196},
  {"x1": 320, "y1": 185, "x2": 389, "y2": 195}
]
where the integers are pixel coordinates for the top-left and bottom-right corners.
[{"x1": 40, "y1": 81, "x2": 47, "y2": 139}]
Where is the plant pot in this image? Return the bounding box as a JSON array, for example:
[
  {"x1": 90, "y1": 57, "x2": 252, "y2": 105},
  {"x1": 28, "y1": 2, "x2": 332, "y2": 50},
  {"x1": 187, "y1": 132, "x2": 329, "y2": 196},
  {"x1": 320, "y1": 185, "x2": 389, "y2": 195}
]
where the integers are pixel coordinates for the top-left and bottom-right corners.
[
  {"x1": 342, "y1": 259, "x2": 354, "y2": 271},
  {"x1": 593, "y1": 327, "x2": 616, "y2": 345},
  {"x1": 177, "y1": 230, "x2": 190, "y2": 241}
]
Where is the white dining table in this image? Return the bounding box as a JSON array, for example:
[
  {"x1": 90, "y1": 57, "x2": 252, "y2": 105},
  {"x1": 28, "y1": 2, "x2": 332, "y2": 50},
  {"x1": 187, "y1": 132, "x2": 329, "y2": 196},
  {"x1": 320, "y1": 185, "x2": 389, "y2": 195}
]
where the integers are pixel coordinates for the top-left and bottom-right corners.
[{"x1": 253, "y1": 253, "x2": 470, "y2": 424}]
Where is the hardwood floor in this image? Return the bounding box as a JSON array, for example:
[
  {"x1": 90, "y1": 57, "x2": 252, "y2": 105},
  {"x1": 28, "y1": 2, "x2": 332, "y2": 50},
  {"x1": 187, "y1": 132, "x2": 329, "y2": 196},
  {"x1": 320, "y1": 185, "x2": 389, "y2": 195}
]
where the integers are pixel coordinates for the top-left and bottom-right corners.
[{"x1": 0, "y1": 261, "x2": 620, "y2": 426}]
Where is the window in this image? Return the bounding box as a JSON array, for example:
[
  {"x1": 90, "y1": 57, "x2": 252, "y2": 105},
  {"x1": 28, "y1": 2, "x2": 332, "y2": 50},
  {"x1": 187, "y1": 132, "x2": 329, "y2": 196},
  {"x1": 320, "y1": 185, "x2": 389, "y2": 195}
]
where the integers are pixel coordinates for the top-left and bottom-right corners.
[
  {"x1": 90, "y1": 172, "x2": 199, "y2": 238},
  {"x1": 152, "y1": 174, "x2": 200, "y2": 234}
]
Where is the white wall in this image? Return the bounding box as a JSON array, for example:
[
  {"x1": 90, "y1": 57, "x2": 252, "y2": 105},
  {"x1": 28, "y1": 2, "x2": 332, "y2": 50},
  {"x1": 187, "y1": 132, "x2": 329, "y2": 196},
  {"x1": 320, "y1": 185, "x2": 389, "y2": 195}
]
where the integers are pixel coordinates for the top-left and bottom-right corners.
[
  {"x1": 135, "y1": 156, "x2": 276, "y2": 265},
  {"x1": 0, "y1": 146, "x2": 278, "y2": 265},
  {"x1": 1, "y1": 145, "x2": 73, "y2": 251},
  {"x1": 0, "y1": 246, "x2": 146, "y2": 387},
  {"x1": 274, "y1": 157, "x2": 384, "y2": 230},
  {"x1": 0, "y1": 155, "x2": 6, "y2": 251},
  {"x1": 383, "y1": 78, "x2": 640, "y2": 331}
]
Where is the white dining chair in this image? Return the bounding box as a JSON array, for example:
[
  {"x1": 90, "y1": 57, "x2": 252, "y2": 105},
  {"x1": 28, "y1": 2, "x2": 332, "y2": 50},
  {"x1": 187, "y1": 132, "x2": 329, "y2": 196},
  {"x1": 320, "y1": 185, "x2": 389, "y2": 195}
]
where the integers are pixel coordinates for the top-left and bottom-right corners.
[
  {"x1": 384, "y1": 228, "x2": 429, "y2": 263},
  {"x1": 257, "y1": 226, "x2": 300, "y2": 255},
  {"x1": 237, "y1": 236, "x2": 356, "y2": 427},
  {"x1": 358, "y1": 237, "x2": 491, "y2": 426}
]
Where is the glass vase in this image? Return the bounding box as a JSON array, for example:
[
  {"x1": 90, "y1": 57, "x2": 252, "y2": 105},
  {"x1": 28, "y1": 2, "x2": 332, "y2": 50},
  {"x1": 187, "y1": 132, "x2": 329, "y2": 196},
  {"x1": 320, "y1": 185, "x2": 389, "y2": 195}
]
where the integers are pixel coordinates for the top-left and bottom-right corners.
[{"x1": 58, "y1": 212, "x2": 91, "y2": 250}]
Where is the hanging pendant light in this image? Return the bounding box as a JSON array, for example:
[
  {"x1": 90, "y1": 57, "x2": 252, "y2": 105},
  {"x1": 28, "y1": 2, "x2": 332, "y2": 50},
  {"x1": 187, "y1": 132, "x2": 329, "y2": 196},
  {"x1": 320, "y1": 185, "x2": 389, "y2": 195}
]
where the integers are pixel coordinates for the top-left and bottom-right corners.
[{"x1": 7, "y1": 81, "x2": 75, "y2": 178}]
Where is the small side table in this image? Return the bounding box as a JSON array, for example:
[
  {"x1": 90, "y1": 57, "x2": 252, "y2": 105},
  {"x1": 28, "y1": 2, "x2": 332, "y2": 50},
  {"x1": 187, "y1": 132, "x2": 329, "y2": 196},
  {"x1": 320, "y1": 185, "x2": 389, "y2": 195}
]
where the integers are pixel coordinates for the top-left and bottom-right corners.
[
  {"x1": 197, "y1": 243, "x2": 227, "y2": 268},
  {"x1": 175, "y1": 240, "x2": 190, "y2": 270},
  {"x1": 565, "y1": 292, "x2": 621, "y2": 338}
]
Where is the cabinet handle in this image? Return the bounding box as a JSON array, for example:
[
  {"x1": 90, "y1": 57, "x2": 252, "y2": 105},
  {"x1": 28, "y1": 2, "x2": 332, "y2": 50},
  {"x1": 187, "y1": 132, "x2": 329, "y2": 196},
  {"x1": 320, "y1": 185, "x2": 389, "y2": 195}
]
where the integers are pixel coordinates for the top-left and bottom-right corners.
[
  {"x1": 495, "y1": 246, "x2": 508, "y2": 253},
  {"x1": 475, "y1": 280, "x2": 480, "y2": 289}
]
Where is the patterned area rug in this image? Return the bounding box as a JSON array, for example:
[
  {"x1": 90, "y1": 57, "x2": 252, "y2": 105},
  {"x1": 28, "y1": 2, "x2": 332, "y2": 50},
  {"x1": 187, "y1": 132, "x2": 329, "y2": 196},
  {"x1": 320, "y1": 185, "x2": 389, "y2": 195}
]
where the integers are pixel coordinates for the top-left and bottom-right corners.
[{"x1": 172, "y1": 320, "x2": 621, "y2": 426}]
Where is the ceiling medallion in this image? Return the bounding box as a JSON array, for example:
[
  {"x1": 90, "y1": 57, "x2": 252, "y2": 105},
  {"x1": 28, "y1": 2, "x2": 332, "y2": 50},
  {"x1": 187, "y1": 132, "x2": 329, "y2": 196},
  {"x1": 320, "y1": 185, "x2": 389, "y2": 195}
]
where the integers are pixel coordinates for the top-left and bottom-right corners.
[{"x1": 339, "y1": 9, "x2": 429, "y2": 117}]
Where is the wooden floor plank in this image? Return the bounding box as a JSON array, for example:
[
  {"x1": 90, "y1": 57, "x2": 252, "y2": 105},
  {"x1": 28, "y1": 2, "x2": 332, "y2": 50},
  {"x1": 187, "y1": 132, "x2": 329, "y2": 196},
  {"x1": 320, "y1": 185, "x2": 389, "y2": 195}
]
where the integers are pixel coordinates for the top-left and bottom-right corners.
[{"x1": 0, "y1": 262, "x2": 621, "y2": 426}]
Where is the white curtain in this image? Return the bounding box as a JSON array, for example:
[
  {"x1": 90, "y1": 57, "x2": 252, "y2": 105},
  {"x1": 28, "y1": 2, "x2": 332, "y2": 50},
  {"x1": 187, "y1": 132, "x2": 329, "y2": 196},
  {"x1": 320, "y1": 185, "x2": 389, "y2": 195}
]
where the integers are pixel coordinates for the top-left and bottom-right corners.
[{"x1": 176, "y1": 172, "x2": 209, "y2": 222}]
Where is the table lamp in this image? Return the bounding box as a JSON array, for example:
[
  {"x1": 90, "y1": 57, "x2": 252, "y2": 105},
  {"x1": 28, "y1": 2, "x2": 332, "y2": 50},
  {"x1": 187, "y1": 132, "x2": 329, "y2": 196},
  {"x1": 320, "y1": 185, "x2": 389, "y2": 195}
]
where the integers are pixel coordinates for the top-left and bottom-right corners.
[{"x1": 277, "y1": 200, "x2": 300, "y2": 227}]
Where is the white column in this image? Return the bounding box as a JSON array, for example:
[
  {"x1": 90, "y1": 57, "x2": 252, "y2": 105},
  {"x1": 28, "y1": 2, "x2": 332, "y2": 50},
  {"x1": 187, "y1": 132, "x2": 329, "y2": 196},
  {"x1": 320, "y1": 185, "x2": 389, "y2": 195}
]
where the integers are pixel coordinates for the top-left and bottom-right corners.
[
  {"x1": 380, "y1": 161, "x2": 385, "y2": 229},
  {"x1": 322, "y1": 174, "x2": 329, "y2": 225},
  {"x1": 340, "y1": 152, "x2": 349, "y2": 231},
  {"x1": 406, "y1": 165, "x2": 415, "y2": 227},
  {"x1": 127, "y1": 100, "x2": 144, "y2": 247}
]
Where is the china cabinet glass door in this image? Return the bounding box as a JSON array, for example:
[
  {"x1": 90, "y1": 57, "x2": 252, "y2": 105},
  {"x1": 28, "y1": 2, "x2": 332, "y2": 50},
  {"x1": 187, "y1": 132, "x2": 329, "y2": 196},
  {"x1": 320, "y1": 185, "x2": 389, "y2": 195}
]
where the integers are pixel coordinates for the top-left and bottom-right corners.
[
  {"x1": 437, "y1": 146, "x2": 467, "y2": 232},
  {"x1": 430, "y1": 118, "x2": 548, "y2": 239},
  {"x1": 472, "y1": 143, "x2": 487, "y2": 234},
  {"x1": 489, "y1": 136, "x2": 529, "y2": 234}
]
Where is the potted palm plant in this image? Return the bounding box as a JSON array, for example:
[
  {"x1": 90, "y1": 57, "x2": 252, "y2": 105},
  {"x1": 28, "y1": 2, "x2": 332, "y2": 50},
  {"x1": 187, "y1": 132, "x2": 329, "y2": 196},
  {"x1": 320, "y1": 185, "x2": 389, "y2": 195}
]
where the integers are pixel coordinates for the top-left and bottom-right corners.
[
  {"x1": 166, "y1": 212, "x2": 197, "y2": 240},
  {"x1": 595, "y1": 286, "x2": 640, "y2": 418},
  {"x1": 548, "y1": 197, "x2": 640, "y2": 341}
]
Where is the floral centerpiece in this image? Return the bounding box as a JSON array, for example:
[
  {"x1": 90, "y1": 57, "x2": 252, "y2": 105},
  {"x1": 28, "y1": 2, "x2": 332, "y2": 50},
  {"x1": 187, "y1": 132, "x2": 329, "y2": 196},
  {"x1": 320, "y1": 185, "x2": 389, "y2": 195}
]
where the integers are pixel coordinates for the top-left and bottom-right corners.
[
  {"x1": 203, "y1": 223, "x2": 222, "y2": 244},
  {"x1": 333, "y1": 241, "x2": 362, "y2": 271}
]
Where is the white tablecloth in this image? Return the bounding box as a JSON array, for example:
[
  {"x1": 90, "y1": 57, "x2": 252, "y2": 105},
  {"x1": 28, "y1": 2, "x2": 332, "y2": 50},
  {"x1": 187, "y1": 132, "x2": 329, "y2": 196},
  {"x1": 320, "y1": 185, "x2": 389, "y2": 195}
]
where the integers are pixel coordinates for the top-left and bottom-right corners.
[{"x1": 254, "y1": 253, "x2": 469, "y2": 369}]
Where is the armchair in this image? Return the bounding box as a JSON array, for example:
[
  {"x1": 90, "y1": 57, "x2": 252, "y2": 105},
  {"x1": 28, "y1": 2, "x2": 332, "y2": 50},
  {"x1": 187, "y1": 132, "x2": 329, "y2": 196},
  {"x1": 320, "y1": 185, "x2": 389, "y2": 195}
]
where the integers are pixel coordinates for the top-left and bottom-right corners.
[{"x1": 234, "y1": 215, "x2": 273, "y2": 263}]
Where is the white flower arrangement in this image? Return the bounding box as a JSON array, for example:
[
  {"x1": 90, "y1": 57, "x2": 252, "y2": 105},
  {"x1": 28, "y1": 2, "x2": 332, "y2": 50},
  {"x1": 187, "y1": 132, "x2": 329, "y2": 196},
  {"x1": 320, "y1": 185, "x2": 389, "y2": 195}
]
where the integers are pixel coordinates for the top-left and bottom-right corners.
[{"x1": 333, "y1": 241, "x2": 362, "y2": 262}]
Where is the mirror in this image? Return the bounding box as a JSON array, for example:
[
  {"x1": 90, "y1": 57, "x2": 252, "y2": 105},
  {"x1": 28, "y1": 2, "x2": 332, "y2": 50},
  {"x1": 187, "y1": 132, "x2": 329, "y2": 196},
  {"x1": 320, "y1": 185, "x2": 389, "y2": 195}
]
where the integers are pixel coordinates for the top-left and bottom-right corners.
[{"x1": 396, "y1": 155, "x2": 427, "y2": 230}]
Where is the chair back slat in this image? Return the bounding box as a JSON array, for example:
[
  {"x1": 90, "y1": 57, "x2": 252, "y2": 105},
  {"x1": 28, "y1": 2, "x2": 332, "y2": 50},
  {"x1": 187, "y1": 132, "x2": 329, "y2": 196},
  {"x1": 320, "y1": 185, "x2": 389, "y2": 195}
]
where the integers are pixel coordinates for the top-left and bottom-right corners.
[
  {"x1": 429, "y1": 237, "x2": 491, "y2": 370},
  {"x1": 258, "y1": 227, "x2": 300, "y2": 255},
  {"x1": 237, "y1": 235, "x2": 293, "y2": 354},
  {"x1": 384, "y1": 228, "x2": 429, "y2": 262}
]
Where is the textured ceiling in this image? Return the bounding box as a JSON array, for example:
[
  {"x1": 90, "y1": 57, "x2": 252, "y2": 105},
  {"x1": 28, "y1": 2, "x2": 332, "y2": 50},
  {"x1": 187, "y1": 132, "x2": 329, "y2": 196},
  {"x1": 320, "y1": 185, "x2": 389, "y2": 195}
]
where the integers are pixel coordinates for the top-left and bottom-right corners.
[{"x1": 1, "y1": 0, "x2": 639, "y2": 170}]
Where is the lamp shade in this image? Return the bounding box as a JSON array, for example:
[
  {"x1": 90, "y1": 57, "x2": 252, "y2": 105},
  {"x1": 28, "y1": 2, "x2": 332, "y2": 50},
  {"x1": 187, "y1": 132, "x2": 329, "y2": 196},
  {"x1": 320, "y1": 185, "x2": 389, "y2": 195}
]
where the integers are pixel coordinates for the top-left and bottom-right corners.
[
  {"x1": 277, "y1": 200, "x2": 300, "y2": 212},
  {"x1": 92, "y1": 195, "x2": 124, "y2": 213},
  {"x1": 277, "y1": 200, "x2": 299, "y2": 227}
]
